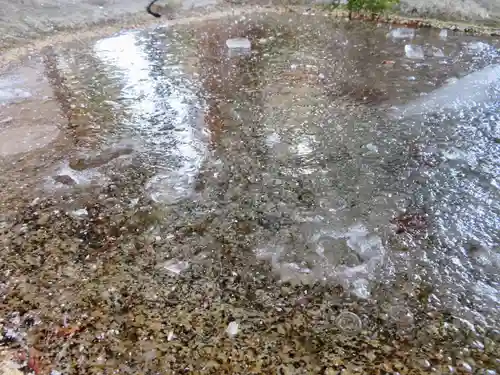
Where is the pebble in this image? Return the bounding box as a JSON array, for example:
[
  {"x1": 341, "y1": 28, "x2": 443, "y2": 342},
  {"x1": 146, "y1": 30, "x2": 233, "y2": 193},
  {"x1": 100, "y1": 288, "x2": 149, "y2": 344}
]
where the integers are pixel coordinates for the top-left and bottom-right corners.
[
  {"x1": 226, "y1": 321, "x2": 239, "y2": 337},
  {"x1": 37, "y1": 213, "x2": 50, "y2": 226}
]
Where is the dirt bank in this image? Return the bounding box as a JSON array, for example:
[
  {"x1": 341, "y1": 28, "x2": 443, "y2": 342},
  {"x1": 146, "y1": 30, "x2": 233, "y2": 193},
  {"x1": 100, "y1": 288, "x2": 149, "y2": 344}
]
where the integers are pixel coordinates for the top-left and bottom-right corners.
[{"x1": 0, "y1": 0, "x2": 499, "y2": 52}]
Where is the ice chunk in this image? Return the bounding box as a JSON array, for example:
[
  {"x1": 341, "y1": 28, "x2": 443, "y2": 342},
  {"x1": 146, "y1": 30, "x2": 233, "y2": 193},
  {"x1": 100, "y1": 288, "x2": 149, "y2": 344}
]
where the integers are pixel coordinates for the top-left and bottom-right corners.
[
  {"x1": 439, "y1": 29, "x2": 448, "y2": 39},
  {"x1": 405, "y1": 44, "x2": 425, "y2": 59},
  {"x1": 432, "y1": 47, "x2": 445, "y2": 58},
  {"x1": 226, "y1": 38, "x2": 251, "y2": 57},
  {"x1": 387, "y1": 28, "x2": 415, "y2": 40},
  {"x1": 226, "y1": 38, "x2": 251, "y2": 50}
]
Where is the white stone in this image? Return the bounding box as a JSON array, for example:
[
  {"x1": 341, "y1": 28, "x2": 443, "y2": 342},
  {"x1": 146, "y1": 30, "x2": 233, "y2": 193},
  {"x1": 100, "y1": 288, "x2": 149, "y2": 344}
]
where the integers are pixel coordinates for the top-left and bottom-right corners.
[{"x1": 226, "y1": 321, "x2": 239, "y2": 337}]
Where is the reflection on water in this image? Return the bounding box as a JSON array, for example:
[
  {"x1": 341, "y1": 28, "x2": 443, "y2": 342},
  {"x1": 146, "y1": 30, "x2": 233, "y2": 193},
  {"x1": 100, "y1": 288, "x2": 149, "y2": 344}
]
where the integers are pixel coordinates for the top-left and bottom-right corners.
[{"x1": 94, "y1": 30, "x2": 207, "y2": 204}]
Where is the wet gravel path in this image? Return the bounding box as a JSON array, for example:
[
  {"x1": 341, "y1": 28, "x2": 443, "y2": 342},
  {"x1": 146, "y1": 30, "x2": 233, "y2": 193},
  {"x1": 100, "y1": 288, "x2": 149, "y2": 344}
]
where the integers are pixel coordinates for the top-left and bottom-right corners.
[{"x1": 1, "y1": 6, "x2": 500, "y2": 375}]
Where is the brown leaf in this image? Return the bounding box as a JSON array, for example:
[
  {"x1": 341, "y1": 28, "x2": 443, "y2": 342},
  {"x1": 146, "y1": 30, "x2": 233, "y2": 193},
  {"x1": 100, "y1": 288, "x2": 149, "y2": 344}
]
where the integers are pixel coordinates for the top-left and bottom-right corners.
[{"x1": 56, "y1": 325, "x2": 81, "y2": 337}]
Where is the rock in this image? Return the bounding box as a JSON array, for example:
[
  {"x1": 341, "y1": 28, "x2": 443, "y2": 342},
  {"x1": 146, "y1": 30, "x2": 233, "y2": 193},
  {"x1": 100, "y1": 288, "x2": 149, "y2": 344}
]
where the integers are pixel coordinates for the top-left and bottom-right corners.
[
  {"x1": 53, "y1": 175, "x2": 77, "y2": 186},
  {"x1": 69, "y1": 146, "x2": 133, "y2": 171},
  {"x1": 37, "y1": 213, "x2": 50, "y2": 226},
  {"x1": 404, "y1": 44, "x2": 425, "y2": 59}
]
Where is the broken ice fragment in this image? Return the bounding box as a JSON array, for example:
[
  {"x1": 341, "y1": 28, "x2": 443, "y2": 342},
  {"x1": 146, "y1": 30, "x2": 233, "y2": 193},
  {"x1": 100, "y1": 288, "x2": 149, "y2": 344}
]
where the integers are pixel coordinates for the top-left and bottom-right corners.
[
  {"x1": 161, "y1": 259, "x2": 190, "y2": 275},
  {"x1": 226, "y1": 38, "x2": 251, "y2": 50},
  {"x1": 432, "y1": 47, "x2": 445, "y2": 57},
  {"x1": 226, "y1": 38, "x2": 251, "y2": 57},
  {"x1": 365, "y1": 143, "x2": 378, "y2": 153},
  {"x1": 387, "y1": 28, "x2": 415, "y2": 40},
  {"x1": 405, "y1": 45, "x2": 425, "y2": 59},
  {"x1": 226, "y1": 321, "x2": 239, "y2": 337},
  {"x1": 439, "y1": 29, "x2": 448, "y2": 39}
]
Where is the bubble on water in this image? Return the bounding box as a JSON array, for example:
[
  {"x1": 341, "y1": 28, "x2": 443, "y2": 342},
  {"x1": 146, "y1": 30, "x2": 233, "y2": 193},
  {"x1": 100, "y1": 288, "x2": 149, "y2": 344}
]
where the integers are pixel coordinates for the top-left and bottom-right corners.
[{"x1": 336, "y1": 311, "x2": 362, "y2": 334}]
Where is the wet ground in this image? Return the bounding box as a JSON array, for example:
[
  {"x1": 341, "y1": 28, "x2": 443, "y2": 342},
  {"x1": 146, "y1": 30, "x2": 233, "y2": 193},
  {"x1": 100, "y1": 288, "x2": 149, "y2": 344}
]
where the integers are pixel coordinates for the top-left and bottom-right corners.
[{"x1": 1, "y1": 8, "x2": 500, "y2": 375}]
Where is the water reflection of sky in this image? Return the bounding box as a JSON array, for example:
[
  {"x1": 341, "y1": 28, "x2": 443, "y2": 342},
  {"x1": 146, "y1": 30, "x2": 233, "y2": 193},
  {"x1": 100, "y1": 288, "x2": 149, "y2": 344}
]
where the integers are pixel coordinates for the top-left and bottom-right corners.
[{"x1": 93, "y1": 31, "x2": 207, "y2": 203}]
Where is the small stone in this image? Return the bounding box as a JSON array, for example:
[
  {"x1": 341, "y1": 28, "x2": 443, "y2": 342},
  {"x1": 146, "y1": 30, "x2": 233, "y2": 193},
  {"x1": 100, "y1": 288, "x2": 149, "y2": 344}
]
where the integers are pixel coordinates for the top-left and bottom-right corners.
[
  {"x1": 226, "y1": 321, "x2": 239, "y2": 337},
  {"x1": 458, "y1": 362, "x2": 473, "y2": 373},
  {"x1": 53, "y1": 175, "x2": 77, "y2": 186},
  {"x1": 419, "y1": 359, "x2": 432, "y2": 369},
  {"x1": 37, "y1": 213, "x2": 50, "y2": 226},
  {"x1": 167, "y1": 330, "x2": 176, "y2": 341},
  {"x1": 71, "y1": 209, "x2": 88, "y2": 218}
]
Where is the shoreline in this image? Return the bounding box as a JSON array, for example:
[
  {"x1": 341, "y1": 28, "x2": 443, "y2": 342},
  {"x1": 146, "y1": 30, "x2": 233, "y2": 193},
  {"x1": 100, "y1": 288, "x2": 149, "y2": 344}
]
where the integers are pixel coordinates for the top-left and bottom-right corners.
[{"x1": 1, "y1": 3, "x2": 499, "y2": 66}]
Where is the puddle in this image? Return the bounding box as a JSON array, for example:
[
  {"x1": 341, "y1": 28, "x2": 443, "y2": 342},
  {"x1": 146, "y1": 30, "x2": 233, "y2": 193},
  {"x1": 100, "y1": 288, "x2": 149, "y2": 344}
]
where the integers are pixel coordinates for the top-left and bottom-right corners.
[{"x1": 0, "y1": 10, "x2": 499, "y2": 374}]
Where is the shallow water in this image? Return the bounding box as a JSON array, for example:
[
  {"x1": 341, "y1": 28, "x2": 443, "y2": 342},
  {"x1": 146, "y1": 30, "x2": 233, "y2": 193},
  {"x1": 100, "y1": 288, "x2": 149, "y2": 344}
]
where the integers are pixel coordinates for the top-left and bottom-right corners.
[{"x1": 0, "y1": 10, "x2": 499, "y2": 374}]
